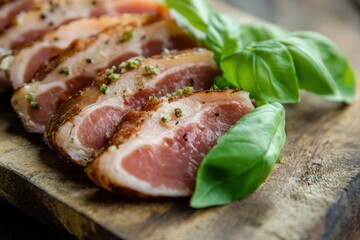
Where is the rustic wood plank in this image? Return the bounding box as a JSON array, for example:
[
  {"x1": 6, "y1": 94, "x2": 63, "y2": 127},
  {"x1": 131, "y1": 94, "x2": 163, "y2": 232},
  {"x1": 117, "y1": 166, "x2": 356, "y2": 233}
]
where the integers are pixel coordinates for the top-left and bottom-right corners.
[{"x1": 1, "y1": 1, "x2": 360, "y2": 239}]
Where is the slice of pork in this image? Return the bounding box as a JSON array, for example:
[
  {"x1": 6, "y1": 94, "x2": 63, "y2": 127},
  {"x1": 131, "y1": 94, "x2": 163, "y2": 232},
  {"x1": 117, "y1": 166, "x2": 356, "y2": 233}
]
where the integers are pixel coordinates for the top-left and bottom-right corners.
[
  {"x1": 0, "y1": 0, "x2": 45, "y2": 90},
  {"x1": 12, "y1": 20, "x2": 196, "y2": 134},
  {"x1": 0, "y1": 0, "x2": 45, "y2": 32},
  {"x1": 85, "y1": 90, "x2": 255, "y2": 197},
  {"x1": 0, "y1": 0, "x2": 166, "y2": 91},
  {"x1": 45, "y1": 49, "x2": 217, "y2": 167},
  {"x1": 7, "y1": 16, "x2": 145, "y2": 90}
]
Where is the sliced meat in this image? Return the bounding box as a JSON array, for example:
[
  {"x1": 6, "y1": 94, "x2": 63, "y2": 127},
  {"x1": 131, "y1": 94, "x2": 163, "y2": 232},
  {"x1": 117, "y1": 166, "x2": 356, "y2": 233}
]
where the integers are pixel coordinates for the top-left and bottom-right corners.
[
  {"x1": 12, "y1": 20, "x2": 196, "y2": 134},
  {"x1": 85, "y1": 90, "x2": 255, "y2": 197},
  {"x1": 45, "y1": 49, "x2": 217, "y2": 167},
  {"x1": 0, "y1": 0, "x2": 166, "y2": 91},
  {"x1": 0, "y1": 0, "x2": 45, "y2": 32},
  {"x1": 7, "y1": 16, "x2": 146, "y2": 90}
]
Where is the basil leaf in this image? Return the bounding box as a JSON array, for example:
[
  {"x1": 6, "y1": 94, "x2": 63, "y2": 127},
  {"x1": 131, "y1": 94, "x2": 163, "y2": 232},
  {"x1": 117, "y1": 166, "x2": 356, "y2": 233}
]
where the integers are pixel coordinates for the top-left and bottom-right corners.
[
  {"x1": 205, "y1": 13, "x2": 242, "y2": 60},
  {"x1": 281, "y1": 32, "x2": 356, "y2": 104},
  {"x1": 164, "y1": 0, "x2": 214, "y2": 33},
  {"x1": 239, "y1": 23, "x2": 288, "y2": 47},
  {"x1": 206, "y1": 15, "x2": 288, "y2": 61},
  {"x1": 221, "y1": 41, "x2": 300, "y2": 103},
  {"x1": 191, "y1": 103, "x2": 286, "y2": 208}
]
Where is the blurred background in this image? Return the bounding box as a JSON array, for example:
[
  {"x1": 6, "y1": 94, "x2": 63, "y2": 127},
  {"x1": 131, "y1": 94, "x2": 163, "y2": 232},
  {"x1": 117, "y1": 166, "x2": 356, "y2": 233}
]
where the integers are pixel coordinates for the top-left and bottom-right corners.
[
  {"x1": 225, "y1": 0, "x2": 360, "y2": 33},
  {"x1": 1, "y1": 0, "x2": 360, "y2": 239}
]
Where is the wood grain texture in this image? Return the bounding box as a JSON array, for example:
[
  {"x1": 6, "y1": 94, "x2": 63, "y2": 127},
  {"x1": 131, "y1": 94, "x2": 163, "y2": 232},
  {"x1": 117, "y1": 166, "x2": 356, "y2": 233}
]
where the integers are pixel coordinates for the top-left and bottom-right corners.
[{"x1": 1, "y1": 0, "x2": 360, "y2": 239}]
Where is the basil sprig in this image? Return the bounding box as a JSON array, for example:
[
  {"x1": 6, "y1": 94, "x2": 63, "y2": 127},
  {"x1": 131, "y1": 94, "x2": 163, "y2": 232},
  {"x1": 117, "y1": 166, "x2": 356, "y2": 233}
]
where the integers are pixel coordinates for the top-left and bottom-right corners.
[
  {"x1": 191, "y1": 103, "x2": 286, "y2": 208},
  {"x1": 165, "y1": 0, "x2": 356, "y2": 208},
  {"x1": 165, "y1": 0, "x2": 356, "y2": 104},
  {"x1": 222, "y1": 32, "x2": 355, "y2": 104}
]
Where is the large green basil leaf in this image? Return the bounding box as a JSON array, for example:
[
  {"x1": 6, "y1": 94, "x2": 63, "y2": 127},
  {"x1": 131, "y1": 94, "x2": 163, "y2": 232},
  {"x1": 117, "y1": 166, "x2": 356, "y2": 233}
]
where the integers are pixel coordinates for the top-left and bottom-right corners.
[
  {"x1": 239, "y1": 23, "x2": 288, "y2": 47},
  {"x1": 191, "y1": 103, "x2": 286, "y2": 208},
  {"x1": 280, "y1": 32, "x2": 356, "y2": 104},
  {"x1": 205, "y1": 14, "x2": 288, "y2": 61},
  {"x1": 164, "y1": 0, "x2": 214, "y2": 33},
  {"x1": 205, "y1": 13, "x2": 242, "y2": 61},
  {"x1": 221, "y1": 40, "x2": 300, "y2": 103}
]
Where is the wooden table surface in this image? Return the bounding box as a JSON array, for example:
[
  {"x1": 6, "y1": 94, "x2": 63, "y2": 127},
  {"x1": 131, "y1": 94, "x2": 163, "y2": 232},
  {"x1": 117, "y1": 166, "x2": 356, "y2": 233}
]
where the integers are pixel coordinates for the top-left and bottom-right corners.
[{"x1": 1, "y1": 0, "x2": 360, "y2": 239}]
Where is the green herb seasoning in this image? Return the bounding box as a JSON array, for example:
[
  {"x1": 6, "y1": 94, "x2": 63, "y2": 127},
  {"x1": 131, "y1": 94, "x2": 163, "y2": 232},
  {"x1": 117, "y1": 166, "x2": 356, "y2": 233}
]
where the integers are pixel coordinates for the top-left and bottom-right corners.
[
  {"x1": 175, "y1": 89, "x2": 184, "y2": 96},
  {"x1": 127, "y1": 56, "x2": 144, "y2": 69},
  {"x1": 161, "y1": 117, "x2": 168, "y2": 123},
  {"x1": 118, "y1": 62, "x2": 128, "y2": 73},
  {"x1": 100, "y1": 84, "x2": 109, "y2": 94},
  {"x1": 119, "y1": 29, "x2": 133, "y2": 43},
  {"x1": 183, "y1": 86, "x2": 194, "y2": 94},
  {"x1": 118, "y1": 56, "x2": 144, "y2": 74},
  {"x1": 166, "y1": 93, "x2": 176, "y2": 101},
  {"x1": 174, "y1": 108, "x2": 183, "y2": 118},
  {"x1": 58, "y1": 67, "x2": 70, "y2": 76},
  {"x1": 149, "y1": 96, "x2": 158, "y2": 102},
  {"x1": 106, "y1": 66, "x2": 120, "y2": 81},
  {"x1": 144, "y1": 65, "x2": 160, "y2": 75},
  {"x1": 26, "y1": 93, "x2": 40, "y2": 110},
  {"x1": 162, "y1": 48, "x2": 171, "y2": 57}
]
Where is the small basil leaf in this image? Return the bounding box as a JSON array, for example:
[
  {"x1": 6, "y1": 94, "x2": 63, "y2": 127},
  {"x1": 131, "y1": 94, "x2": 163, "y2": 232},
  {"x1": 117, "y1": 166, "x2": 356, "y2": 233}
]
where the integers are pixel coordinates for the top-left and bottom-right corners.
[
  {"x1": 281, "y1": 32, "x2": 356, "y2": 104},
  {"x1": 205, "y1": 13, "x2": 242, "y2": 61},
  {"x1": 191, "y1": 103, "x2": 286, "y2": 208},
  {"x1": 221, "y1": 40, "x2": 300, "y2": 103},
  {"x1": 239, "y1": 23, "x2": 288, "y2": 47},
  {"x1": 164, "y1": 0, "x2": 214, "y2": 33}
]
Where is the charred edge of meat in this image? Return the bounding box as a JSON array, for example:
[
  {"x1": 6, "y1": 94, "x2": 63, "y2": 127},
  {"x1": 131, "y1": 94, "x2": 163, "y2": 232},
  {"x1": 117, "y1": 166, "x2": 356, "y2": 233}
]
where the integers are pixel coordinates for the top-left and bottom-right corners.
[
  {"x1": 44, "y1": 85, "x2": 100, "y2": 140},
  {"x1": 102, "y1": 111, "x2": 151, "y2": 152}
]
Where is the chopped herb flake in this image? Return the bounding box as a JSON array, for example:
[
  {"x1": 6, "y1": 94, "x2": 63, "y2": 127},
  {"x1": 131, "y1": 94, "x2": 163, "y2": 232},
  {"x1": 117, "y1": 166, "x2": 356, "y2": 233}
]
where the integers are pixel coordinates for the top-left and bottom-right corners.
[
  {"x1": 149, "y1": 96, "x2": 158, "y2": 102},
  {"x1": 144, "y1": 65, "x2": 160, "y2": 75},
  {"x1": 119, "y1": 30, "x2": 133, "y2": 43},
  {"x1": 162, "y1": 48, "x2": 171, "y2": 57},
  {"x1": 58, "y1": 67, "x2": 70, "y2": 76},
  {"x1": 118, "y1": 56, "x2": 144, "y2": 74},
  {"x1": 183, "y1": 86, "x2": 194, "y2": 94},
  {"x1": 106, "y1": 66, "x2": 120, "y2": 81},
  {"x1": 26, "y1": 93, "x2": 40, "y2": 110},
  {"x1": 176, "y1": 89, "x2": 184, "y2": 96},
  {"x1": 127, "y1": 56, "x2": 144, "y2": 69},
  {"x1": 166, "y1": 92, "x2": 176, "y2": 101},
  {"x1": 100, "y1": 84, "x2": 109, "y2": 94},
  {"x1": 161, "y1": 117, "x2": 168, "y2": 123},
  {"x1": 174, "y1": 108, "x2": 183, "y2": 118}
]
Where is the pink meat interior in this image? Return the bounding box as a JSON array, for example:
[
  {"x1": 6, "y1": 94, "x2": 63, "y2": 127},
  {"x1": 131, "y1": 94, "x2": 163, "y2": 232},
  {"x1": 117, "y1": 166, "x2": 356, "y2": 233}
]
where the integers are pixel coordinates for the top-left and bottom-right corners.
[
  {"x1": 121, "y1": 103, "x2": 250, "y2": 191},
  {"x1": 77, "y1": 65, "x2": 216, "y2": 149}
]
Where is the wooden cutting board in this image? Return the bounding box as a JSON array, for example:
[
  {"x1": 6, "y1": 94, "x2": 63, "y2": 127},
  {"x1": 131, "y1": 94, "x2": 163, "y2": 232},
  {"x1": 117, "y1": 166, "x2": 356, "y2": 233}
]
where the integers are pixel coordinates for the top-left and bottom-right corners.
[{"x1": 1, "y1": 1, "x2": 360, "y2": 239}]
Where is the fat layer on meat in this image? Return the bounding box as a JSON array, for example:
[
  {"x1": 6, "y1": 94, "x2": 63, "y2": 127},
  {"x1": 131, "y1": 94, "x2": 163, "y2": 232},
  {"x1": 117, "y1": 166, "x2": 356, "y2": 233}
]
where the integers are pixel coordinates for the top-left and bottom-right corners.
[
  {"x1": 45, "y1": 49, "x2": 217, "y2": 167},
  {"x1": 86, "y1": 90, "x2": 255, "y2": 197}
]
